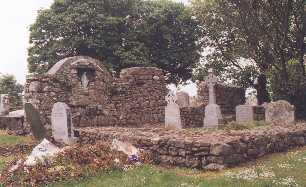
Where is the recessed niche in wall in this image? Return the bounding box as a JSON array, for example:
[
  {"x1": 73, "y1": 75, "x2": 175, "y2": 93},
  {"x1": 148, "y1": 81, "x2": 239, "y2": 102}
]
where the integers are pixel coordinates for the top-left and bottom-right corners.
[{"x1": 77, "y1": 68, "x2": 96, "y2": 89}]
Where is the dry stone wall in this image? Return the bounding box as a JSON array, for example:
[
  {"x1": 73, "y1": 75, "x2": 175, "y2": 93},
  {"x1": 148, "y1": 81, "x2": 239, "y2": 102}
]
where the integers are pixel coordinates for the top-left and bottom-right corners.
[
  {"x1": 180, "y1": 106, "x2": 205, "y2": 128},
  {"x1": 112, "y1": 67, "x2": 167, "y2": 127},
  {"x1": 25, "y1": 56, "x2": 167, "y2": 129},
  {"x1": 197, "y1": 82, "x2": 245, "y2": 114},
  {"x1": 77, "y1": 123, "x2": 306, "y2": 169}
]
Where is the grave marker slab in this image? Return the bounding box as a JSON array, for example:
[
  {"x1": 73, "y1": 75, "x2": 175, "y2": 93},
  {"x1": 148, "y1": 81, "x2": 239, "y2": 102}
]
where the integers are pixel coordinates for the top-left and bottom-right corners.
[
  {"x1": 24, "y1": 103, "x2": 46, "y2": 140},
  {"x1": 265, "y1": 100, "x2": 295, "y2": 125},
  {"x1": 236, "y1": 105, "x2": 265, "y2": 123},
  {"x1": 177, "y1": 91, "x2": 190, "y2": 108},
  {"x1": 203, "y1": 69, "x2": 223, "y2": 128},
  {"x1": 51, "y1": 102, "x2": 75, "y2": 144},
  {"x1": 165, "y1": 91, "x2": 182, "y2": 129}
]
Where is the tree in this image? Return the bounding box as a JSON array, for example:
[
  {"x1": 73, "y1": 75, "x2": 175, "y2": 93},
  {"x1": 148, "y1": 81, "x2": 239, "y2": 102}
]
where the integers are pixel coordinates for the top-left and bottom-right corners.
[
  {"x1": 28, "y1": 0, "x2": 202, "y2": 84},
  {"x1": 269, "y1": 59, "x2": 306, "y2": 118},
  {"x1": 0, "y1": 74, "x2": 24, "y2": 110},
  {"x1": 191, "y1": 0, "x2": 305, "y2": 103}
]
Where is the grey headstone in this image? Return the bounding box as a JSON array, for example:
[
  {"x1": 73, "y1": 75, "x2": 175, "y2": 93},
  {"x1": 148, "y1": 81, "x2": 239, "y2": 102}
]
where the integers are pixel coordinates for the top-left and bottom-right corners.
[
  {"x1": 0, "y1": 94, "x2": 10, "y2": 116},
  {"x1": 236, "y1": 105, "x2": 265, "y2": 123},
  {"x1": 51, "y1": 102, "x2": 75, "y2": 144},
  {"x1": 265, "y1": 100, "x2": 295, "y2": 125},
  {"x1": 24, "y1": 103, "x2": 46, "y2": 140},
  {"x1": 177, "y1": 91, "x2": 190, "y2": 108},
  {"x1": 204, "y1": 104, "x2": 222, "y2": 128}
]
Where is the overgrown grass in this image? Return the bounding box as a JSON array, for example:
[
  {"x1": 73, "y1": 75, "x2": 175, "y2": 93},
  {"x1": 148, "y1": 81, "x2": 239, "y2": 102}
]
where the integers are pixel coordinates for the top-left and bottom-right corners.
[
  {"x1": 0, "y1": 131, "x2": 32, "y2": 146},
  {"x1": 186, "y1": 121, "x2": 268, "y2": 133},
  {"x1": 52, "y1": 147, "x2": 306, "y2": 187},
  {"x1": 220, "y1": 120, "x2": 268, "y2": 131}
]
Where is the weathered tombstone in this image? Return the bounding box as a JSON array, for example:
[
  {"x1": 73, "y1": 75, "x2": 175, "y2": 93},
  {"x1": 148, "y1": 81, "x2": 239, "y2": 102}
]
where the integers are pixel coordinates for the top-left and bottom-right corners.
[
  {"x1": 203, "y1": 69, "x2": 223, "y2": 128},
  {"x1": 265, "y1": 100, "x2": 295, "y2": 125},
  {"x1": 236, "y1": 105, "x2": 265, "y2": 123},
  {"x1": 51, "y1": 102, "x2": 75, "y2": 144},
  {"x1": 0, "y1": 94, "x2": 10, "y2": 116},
  {"x1": 24, "y1": 103, "x2": 46, "y2": 140},
  {"x1": 165, "y1": 91, "x2": 182, "y2": 129},
  {"x1": 177, "y1": 91, "x2": 190, "y2": 108}
]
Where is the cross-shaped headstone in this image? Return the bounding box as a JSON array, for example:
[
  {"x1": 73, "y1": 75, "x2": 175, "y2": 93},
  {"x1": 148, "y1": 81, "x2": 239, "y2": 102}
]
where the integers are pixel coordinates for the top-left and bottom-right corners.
[{"x1": 205, "y1": 68, "x2": 218, "y2": 104}]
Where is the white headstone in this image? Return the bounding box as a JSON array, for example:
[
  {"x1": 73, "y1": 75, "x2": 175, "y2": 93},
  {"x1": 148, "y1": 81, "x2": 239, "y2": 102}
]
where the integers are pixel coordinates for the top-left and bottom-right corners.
[
  {"x1": 51, "y1": 102, "x2": 75, "y2": 144},
  {"x1": 177, "y1": 91, "x2": 190, "y2": 108},
  {"x1": 265, "y1": 100, "x2": 295, "y2": 125},
  {"x1": 165, "y1": 91, "x2": 182, "y2": 129},
  {"x1": 203, "y1": 69, "x2": 223, "y2": 128}
]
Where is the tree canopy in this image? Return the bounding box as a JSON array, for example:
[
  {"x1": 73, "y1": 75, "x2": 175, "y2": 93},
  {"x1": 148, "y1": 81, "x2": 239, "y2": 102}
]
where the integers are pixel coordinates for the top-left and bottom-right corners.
[
  {"x1": 28, "y1": 0, "x2": 202, "y2": 84},
  {"x1": 191, "y1": 0, "x2": 305, "y2": 87}
]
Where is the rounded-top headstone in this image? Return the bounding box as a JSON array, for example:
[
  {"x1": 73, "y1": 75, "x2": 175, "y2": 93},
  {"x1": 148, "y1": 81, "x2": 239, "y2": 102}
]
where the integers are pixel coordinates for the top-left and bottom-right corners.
[
  {"x1": 51, "y1": 102, "x2": 74, "y2": 144},
  {"x1": 265, "y1": 100, "x2": 295, "y2": 125}
]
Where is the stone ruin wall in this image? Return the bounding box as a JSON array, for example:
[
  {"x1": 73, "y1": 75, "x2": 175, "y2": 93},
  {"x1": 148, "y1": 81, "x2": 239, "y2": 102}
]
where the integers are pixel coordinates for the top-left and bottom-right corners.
[
  {"x1": 25, "y1": 56, "x2": 167, "y2": 129},
  {"x1": 25, "y1": 56, "x2": 246, "y2": 130},
  {"x1": 197, "y1": 81, "x2": 245, "y2": 114},
  {"x1": 179, "y1": 82, "x2": 245, "y2": 128},
  {"x1": 180, "y1": 106, "x2": 205, "y2": 128},
  {"x1": 112, "y1": 67, "x2": 167, "y2": 127},
  {"x1": 78, "y1": 124, "x2": 306, "y2": 169}
]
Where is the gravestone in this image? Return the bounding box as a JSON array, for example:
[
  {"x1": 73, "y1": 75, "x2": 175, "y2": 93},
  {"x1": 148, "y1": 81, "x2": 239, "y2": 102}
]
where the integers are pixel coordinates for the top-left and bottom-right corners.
[
  {"x1": 265, "y1": 100, "x2": 295, "y2": 125},
  {"x1": 24, "y1": 103, "x2": 46, "y2": 140},
  {"x1": 165, "y1": 91, "x2": 182, "y2": 129},
  {"x1": 51, "y1": 102, "x2": 75, "y2": 144},
  {"x1": 236, "y1": 105, "x2": 265, "y2": 123},
  {"x1": 204, "y1": 69, "x2": 223, "y2": 128},
  {"x1": 177, "y1": 91, "x2": 190, "y2": 108},
  {"x1": 0, "y1": 94, "x2": 10, "y2": 116}
]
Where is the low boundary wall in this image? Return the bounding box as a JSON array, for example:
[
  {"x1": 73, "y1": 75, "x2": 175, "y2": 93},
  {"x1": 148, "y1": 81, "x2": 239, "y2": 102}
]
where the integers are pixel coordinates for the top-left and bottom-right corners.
[{"x1": 77, "y1": 124, "x2": 306, "y2": 169}]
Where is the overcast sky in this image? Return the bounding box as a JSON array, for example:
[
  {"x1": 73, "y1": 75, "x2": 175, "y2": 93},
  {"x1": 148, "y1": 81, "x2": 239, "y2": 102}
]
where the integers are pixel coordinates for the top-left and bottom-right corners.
[{"x1": 0, "y1": 0, "x2": 190, "y2": 85}]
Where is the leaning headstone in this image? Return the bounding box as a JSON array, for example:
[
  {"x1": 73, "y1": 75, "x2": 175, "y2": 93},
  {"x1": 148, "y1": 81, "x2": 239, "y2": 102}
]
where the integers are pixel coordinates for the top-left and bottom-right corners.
[
  {"x1": 236, "y1": 105, "x2": 265, "y2": 123},
  {"x1": 265, "y1": 100, "x2": 295, "y2": 125},
  {"x1": 177, "y1": 91, "x2": 190, "y2": 108},
  {"x1": 51, "y1": 102, "x2": 75, "y2": 144},
  {"x1": 204, "y1": 69, "x2": 223, "y2": 128},
  {"x1": 24, "y1": 103, "x2": 46, "y2": 140},
  {"x1": 165, "y1": 91, "x2": 182, "y2": 129}
]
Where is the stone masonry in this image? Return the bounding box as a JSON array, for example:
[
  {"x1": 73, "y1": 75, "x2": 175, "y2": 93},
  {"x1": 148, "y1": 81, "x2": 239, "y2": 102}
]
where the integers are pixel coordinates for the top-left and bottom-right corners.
[
  {"x1": 197, "y1": 81, "x2": 245, "y2": 114},
  {"x1": 25, "y1": 56, "x2": 167, "y2": 129},
  {"x1": 77, "y1": 123, "x2": 306, "y2": 169}
]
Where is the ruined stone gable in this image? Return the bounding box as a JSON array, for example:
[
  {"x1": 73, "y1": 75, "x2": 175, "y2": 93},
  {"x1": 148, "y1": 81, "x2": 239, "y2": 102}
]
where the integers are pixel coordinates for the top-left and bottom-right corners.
[{"x1": 25, "y1": 56, "x2": 168, "y2": 129}]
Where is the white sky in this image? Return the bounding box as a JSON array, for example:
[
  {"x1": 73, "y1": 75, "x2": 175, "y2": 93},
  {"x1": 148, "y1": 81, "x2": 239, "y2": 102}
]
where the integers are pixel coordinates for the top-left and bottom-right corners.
[
  {"x1": 0, "y1": 0, "x2": 53, "y2": 84},
  {"x1": 0, "y1": 0, "x2": 193, "y2": 94}
]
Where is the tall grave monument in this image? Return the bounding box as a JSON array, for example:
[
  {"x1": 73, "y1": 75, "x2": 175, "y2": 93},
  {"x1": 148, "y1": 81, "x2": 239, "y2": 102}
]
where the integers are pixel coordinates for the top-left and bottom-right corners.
[{"x1": 203, "y1": 69, "x2": 223, "y2": 128}]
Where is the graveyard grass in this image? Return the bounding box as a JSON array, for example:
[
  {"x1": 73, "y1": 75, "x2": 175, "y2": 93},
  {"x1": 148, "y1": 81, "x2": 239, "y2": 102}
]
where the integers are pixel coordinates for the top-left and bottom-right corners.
[
  {"x1": 0, "y1": 130, "x2": 32, "y2": 170},
  {"x1": 1, "y1": 132, "x2": 306, "y2": 187},
  {"x1": 52, "y1": 146, "x2": 306, "y2": 187},
  {"x1": 0, "y1": 130, "x2": 31, "y2": 146}
]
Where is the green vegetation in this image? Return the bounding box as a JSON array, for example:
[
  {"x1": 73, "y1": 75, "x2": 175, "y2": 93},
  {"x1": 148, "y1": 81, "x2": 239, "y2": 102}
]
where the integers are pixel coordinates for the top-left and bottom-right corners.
[
  {"x1": 0, "y1": 131, "x2": 305, "y2": 186},
  {"x1": 186, "y1": 121, "x2": 268, "y2": 133},
  {"x1": 52, "y1": 147, "x2": 306, "y2": 187},
  {"x1": 0, "y1": 131, "x2": 31, "y2": 146},
  {"x1": 28, "y1": 0, "x2": 202, "y2": 84},
  {"x1": 220, "y1": 121, "x2": 268, "y2": 131}
]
